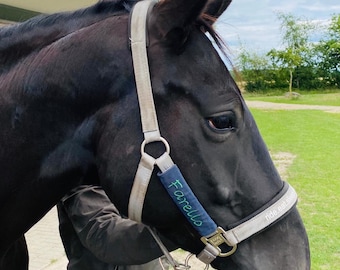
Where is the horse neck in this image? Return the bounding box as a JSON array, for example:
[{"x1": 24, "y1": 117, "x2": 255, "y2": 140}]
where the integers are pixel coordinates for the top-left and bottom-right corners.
[{"x1": 0, "y1": 1, "x2": 128, "y2": 71}]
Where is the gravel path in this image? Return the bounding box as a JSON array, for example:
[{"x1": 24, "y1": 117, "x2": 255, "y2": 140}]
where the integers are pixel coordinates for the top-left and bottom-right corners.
[{"x1": 246, "y1": 100, "x2": 340, "y2": 113}]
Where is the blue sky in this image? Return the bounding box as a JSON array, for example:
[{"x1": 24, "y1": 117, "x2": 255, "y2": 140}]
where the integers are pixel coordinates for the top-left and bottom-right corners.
[{"x1": 215, "y1": 0, "x2": 340, "y2": 59}]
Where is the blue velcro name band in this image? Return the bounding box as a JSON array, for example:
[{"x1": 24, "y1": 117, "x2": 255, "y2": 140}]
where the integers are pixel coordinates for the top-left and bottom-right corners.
[{"x1": 158, "y1": 165, "x2": 217, "y2": 237}]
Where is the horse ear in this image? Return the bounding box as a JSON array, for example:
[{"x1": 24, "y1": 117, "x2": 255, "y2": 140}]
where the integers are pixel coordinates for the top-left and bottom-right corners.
[
  {"x1": 203, "y1": 0, "x2": 232, "y2": 20},
  {"x1": 149, "y1": 0, "x2": 208, "y2": 51}
]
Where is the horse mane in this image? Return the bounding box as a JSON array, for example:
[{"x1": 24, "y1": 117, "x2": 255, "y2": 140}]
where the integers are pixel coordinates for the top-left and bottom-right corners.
[
  {"x1": 0, "y1": 0, "x2": 133, "y2": 71},
  {"x1": 0, "y1": 0, "x2": 234, "y2": 75}
]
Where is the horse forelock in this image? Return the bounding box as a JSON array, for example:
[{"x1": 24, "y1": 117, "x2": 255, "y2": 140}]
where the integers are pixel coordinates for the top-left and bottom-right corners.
[{"x1": 196, "y1": 16, "x2": 241, "y2": 97}]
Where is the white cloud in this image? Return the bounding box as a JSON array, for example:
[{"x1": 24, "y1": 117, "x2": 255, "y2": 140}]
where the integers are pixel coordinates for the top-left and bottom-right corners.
[
  {"x1": 215, "y1": 0, "x2": 339, "y2": 60},
  {"x1": 302, "y1": 5, "x2": 340, "y2": 12}
]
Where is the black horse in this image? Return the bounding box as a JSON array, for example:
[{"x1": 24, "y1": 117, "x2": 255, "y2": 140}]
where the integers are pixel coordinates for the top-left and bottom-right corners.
[{"x1": 0, "y1": 0, "x2": 310, "y2": 269}]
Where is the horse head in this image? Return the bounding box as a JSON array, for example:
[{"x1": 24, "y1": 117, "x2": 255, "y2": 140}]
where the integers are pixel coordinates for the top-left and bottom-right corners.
[{"x1": 89, "y1": 0, "x2": 310, "y2": 269}]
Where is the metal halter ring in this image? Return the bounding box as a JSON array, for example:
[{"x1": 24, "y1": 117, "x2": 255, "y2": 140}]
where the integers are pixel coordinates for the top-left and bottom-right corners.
[{"x1": 140, "y1": 136, "x2": 170, "y2": 159}]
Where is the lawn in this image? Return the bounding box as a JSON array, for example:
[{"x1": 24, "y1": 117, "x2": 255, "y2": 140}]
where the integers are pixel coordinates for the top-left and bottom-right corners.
[
  {"x1": 245, "y1": 92, "x2": 340, "y2": 106},
  {"x1": 249, "y1": 108, "x2": 340, "y2": 270}
]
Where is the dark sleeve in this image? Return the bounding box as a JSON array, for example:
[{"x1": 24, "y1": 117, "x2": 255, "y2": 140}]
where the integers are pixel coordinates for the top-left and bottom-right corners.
[{"x1": 60, "y1": 185, "x2": 170, "y2": 265}]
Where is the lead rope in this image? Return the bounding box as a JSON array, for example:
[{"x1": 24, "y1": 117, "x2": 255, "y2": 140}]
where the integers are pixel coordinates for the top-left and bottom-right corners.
[{"x1": 146, "y1": 226, "x2": 182, "y2": 269}]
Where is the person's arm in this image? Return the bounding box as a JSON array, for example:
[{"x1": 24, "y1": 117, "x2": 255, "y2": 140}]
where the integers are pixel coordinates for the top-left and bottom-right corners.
[{"x1": 60, "y1": 185, "x2": 176, "y2": 265}]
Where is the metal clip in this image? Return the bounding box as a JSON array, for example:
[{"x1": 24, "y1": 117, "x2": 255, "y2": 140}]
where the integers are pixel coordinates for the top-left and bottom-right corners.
[
  {"x1": 201, "y1": 227, "x2": 237, "y2": 257},
  {"x1": 174, "y1": 264, "x2": 191, "y2": 270},
  {"x1": 159, "y1": 252, "x2": 210, "y2": 270},
  {"x1": 183, "y1": 253, "x2": 209, "y2": 270}
]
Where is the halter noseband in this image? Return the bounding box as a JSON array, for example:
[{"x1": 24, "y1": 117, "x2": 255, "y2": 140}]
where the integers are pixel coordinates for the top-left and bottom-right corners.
[{"x1": 128, "y1": 0, "x2": 298, "y2": 267}]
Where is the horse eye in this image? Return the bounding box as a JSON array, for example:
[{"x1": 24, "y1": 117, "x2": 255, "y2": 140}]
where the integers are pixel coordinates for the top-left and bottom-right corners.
[{"x1": 207, "y1": 113, "x2": 236, "y2": 132}]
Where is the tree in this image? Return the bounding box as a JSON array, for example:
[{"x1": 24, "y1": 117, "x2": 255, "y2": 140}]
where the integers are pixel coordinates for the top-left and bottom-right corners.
[
  {"x1": 236, "y1": 47, "x2": 290, "y2": 92},
  {"x1": 237, "y1": 48, "x2": 282, "y2": 92},
  {"x1": 315, "y1": 14, "x2": 340, "y2": 88},
  {"x1": 267, "y1": 13, "x2": 315, "y2": 93},
  {"x1": 237, "y1": 49, "x2": 271, "y2": 91}
]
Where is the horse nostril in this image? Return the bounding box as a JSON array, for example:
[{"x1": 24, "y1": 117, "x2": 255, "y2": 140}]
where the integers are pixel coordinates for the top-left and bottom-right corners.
[{"x1": 230, "y1": 203, "x2": 243, "y2": 217}]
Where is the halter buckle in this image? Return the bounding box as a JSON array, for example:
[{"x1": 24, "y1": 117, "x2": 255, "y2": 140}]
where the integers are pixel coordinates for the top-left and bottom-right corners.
[{"x1": 201, "y1": 227, "x2": 237, "y2": 257}]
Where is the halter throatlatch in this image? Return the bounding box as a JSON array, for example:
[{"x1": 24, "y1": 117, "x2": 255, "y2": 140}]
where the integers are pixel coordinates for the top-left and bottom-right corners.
[{"x1": 128, "y1": 0, "x2": 298, "y2": 267}]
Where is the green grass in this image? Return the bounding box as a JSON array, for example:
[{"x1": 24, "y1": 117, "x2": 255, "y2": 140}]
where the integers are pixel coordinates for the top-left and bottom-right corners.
[
  {"x1": 245, "y1": 92, "x2": 340, "y2": 106},
  {"x1": 249, "y1": 108, "x2": 340, "y2": 270}
]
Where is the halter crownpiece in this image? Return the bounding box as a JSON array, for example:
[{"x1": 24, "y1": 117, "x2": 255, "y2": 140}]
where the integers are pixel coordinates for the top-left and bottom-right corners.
[{"x1": 128, "y1": 0, "x2": 298, "y2": 267}]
